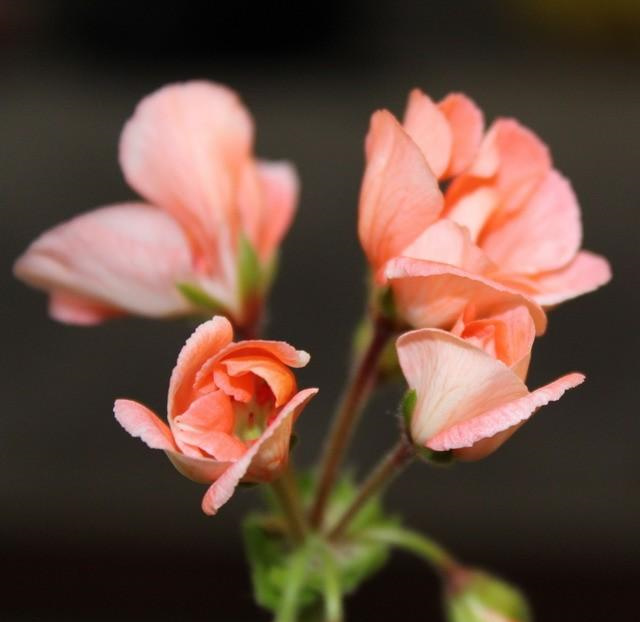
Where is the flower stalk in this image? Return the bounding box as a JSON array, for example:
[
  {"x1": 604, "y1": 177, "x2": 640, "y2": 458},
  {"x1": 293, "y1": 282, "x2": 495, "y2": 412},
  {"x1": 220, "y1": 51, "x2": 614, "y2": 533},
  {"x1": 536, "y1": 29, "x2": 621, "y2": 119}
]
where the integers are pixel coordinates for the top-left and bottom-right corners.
[
  {"x1": 328, "y1": 438, "x2": 415, "y2": 541},
  {"x1": 271, "y1": 468, "x2": 309, "y2": 545},
  {"x1": 309, "y1": 313, "x2": 395, "y2": 528}
]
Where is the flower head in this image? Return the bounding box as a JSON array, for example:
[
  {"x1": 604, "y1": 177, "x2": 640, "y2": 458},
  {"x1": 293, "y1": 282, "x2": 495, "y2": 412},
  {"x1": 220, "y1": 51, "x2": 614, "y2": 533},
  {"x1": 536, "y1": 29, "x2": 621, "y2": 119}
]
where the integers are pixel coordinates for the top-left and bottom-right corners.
[
  {"x1": 14, "y1": 81, "x2": 298, "y2": 331},
  {"x1": 359, "y1": 90, "x2": 611, "y2": 330},
  {"x1": 114, "y1": 316, "x2": 317, "y2": 514}
]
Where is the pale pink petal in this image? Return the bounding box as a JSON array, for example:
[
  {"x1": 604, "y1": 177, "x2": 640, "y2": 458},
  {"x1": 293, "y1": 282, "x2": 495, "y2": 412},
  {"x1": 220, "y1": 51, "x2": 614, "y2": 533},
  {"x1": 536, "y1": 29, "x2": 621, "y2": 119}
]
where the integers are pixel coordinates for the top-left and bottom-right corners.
[
  {"x1": 396, "y1": 329, "x2": 583, "y2": 451},
  {"x1": 385, "y1": 257, "x2": 547, "y2": 334},
  {"x1": 445, "y1": 187, "x2": 499, "y2": 242},
  {"x1": 119, "y1": 81, "x2": 253, "y2": 270},
  {"x1": 13, "y1": 203, "x2": 195, "y2": 322},
  {"x1": 529, "y1": 250, "x2": 612, "y2": 307},
  {"x1": 201, "y1": 388, "x2": 318, "y2": 515},
  {"x1": 428, "y1": 372, "x2": 584, "y2": 452},
  {"x1": 400, "y1": 219, "x2": 495, "y2": 274},
  {"x1": 359, "y1": 110, "x2": 443, "y2": 276},
  {"x1": 48, "y1": 292, "x2": 122, "y2": 326},
  {"x1": 167, "y1": 316, "x2": 234, "y2": 419},
  {"x1": 438, "y1": 93, "x2": 484, "y2": 177},
  {"x1": 480, "y1": 170, "x2": 582, "y2": 274},
  {"x1": 255, "y1": 160, "x2": 299, "y2": 261},
  {"x1": 402, "y1": 89, "x2": 452, "y2": 179},
  {"x1": 114, "y1": 399, "x2": 177, "y2": 451}
]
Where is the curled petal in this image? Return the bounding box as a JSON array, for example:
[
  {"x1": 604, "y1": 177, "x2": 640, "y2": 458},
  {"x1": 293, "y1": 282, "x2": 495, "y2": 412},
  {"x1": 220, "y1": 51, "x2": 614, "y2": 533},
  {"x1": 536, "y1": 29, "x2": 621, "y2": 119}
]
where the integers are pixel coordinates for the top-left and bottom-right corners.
[
  {"x1": 119, "y1": 81, "x2": 253, "y2": 270},
  {"x1": 114, "y1": 399, "x2": 177, "y2": 451},
  {"x1": 359, "y1": 110, "x2": 443, "y2": 275},
  {"x1": 201, "y1": 388, "x2": 318, "y2": 515},
  {"x1": 438, "y1": 92, "x2": 484, "y2": 177},
  {"x1": 385, "y1": 257, "x2": 547, "y2": 334},
  {"x1": 13, "y1": 203, "x2": 194, "y2": 322},
  {"x1": 168, "y1": 316, "x2": 234, "y2": 419},
  {"x1": 403, "y1": 89, "x2": 452, "y2": 179}
]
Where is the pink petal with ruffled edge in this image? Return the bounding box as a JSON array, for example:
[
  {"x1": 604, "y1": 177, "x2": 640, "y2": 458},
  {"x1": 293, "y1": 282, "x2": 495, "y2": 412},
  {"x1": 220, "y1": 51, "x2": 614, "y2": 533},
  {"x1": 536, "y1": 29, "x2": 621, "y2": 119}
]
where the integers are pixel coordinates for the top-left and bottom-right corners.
[
  {"x1": 385, "y1": 257, "x2": 547, "y2": 334},
  {"x1": 201, "y1": 388, "x2": 318, "y2": 515},
  {"x1": 428, "y1": 373, "x2": 584, "y2": 451},
  {"x1": 396, "y1": 330, "x2": 583, "y2": 453},
  {"x1": 13, "y1": 203, "x2": 194, "y2": 322},
  {"x1": 438, "y1": 93, "x2": 484, "y2": 178},
  {"x1": 480, "y1": 170, "x2": 582, "y2": 275},
  {"x1": 445, "y1": 187, "x2": 498, "y2": 243},
  {"x1": 114, "y1": 398, "x2": 234, "y2": 483},
  {"x1": 119, "y1": 81, "x2": 253, "y2": 271},
  {"x1": 402, "y1": 89, "x2": 452, "y2": 179},
  {"x1": 167, "y1": 316, "x2": 234, "y2": 419},
  {"x1": 358, "y1": 110, "x2": 443, "y2": 276}
]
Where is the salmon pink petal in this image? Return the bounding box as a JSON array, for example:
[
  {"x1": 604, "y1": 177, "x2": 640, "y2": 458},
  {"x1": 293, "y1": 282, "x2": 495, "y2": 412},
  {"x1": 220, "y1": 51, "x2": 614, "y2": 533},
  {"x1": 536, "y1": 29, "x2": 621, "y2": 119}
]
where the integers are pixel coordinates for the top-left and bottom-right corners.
[
  {"x1": 400, "y1": 219, "x2": 495, "y2": 274},
  {"x1": 119, "y1": 81, "x2": 253, "y2": 270},
  {"x1": 402, "y1": 89, "x2": 452, "y2": 179},
  {"x1": 201, "y1": 388, "x2": 318, "y2": 515},
  {"x1": 180, "y1": 431, "x2": 247, "y2": 462},
  {"x1": 215, "y1": 340, "x2": 311, "y2": 368},
  {"x1": 438, "y1": 93, "x2": 484, "y2": 177},
  {"x1": 255, "y1": 160, "x2": 299, "y2": 261},
  {"x1": 172, "y1": 390, "x2": 234, "y2": 452},
  {"x1": 385, "y1": 257, "x2": 547, "y2": 334},
  {"x1": 13, "y1": 203, "x2": 195, "y2": 323},
  {"x1": 427, "y1": 372, "x2": 584, "y2": 452},
  {"x1": 213, "y1": 367, "x2": 255, "y2": 403},
  {"x1": 166, "y1": 450, "x2": 234, "y2": 484},
  {"x1": 48, "y1": 292, "x2": 122, "y2": 326},
  {"x1": 480, "y1": 170, "x2": 582, "y2": 274},
  {"x1": 359, "y1": 110, "x2": 443, "y2": 275},
  {"x1": 530, "y1": 250, "x2": 612, "y2": 307},
  {"x1": 445, "y1": 187, "x2": 498, "y2": 242},
  {"x1": 114, "y1": 399, "x2": 177, "y2": 451},
  {"x1": 221, "y1": 355, "x2": 296, "y2": 407},
  {"x1": 168, "y1": 316, "x2": 234, "y2": 419}
]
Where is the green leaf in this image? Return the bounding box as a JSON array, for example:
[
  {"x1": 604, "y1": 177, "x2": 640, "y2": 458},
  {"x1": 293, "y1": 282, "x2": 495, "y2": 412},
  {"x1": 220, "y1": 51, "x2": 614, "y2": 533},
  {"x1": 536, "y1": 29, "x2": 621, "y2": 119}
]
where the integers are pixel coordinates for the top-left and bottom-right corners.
[
  {"x1": 243, "y1": 473, "x2": 399, "y2": 616},
  {"x1": 176, "y1": 282, "x2": 226, "y2": 313},
  {"x1": 237, "y1": 235, "x2": 262, "y2": 302}
]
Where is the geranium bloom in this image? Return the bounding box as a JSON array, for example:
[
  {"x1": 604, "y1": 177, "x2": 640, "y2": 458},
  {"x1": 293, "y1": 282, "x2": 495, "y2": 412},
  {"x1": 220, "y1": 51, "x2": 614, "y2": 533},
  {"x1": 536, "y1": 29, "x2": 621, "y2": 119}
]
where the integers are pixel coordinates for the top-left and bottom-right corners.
[
  {"x1": 114, "y1": 316, "x2": 317, "y2": 514},
  {"x1": 396, "y1": 301, "x2": 584, "y2": 460},
  {"x1": 14, "y1": 81, "x2": 298, "y2": 330},
  {"x1": 359, "y1": 90, "x2": 611, "y2": 331}
]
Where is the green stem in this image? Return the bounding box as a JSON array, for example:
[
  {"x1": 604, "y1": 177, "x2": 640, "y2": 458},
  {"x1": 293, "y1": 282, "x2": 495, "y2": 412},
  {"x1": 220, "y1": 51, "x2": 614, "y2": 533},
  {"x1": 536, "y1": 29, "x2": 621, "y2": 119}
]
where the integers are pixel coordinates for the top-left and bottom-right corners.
[
  {"x1": 320, "y1": 546, "x2": 343, "y2": 622},
  {"x1": 328, "y1": 439, "x2": 415, "y2": 540},
  {"x1": 309, "y1": 314, "x2": 394, "y2": 528},
  {"x1": 271, "y1": 471, "x2": 308, "y2": 545},
  {"x1": 274, "y1": 546, "x2": 312, "y2": 622},
  {"x1": 360, "y1": 525, "x2": 457, "y2": 574}
]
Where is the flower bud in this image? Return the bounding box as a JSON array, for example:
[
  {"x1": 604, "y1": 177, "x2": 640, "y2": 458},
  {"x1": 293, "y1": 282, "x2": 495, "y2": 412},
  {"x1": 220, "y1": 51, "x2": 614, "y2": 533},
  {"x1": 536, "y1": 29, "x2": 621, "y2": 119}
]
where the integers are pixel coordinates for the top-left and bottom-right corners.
[{"x1": 445, "y1": 568, "x2": 531, "y2": 622}]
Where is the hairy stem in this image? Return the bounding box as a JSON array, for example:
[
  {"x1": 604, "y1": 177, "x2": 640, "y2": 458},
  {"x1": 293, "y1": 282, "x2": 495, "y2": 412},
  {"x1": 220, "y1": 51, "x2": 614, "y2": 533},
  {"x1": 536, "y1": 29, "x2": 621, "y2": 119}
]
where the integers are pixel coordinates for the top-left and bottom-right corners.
[
  {"x1": 328, "y1": 438, "x2": 415, "y2": 540},
  {"x1": 309, "y1": 314, "x2": 394, "y2": 528}
]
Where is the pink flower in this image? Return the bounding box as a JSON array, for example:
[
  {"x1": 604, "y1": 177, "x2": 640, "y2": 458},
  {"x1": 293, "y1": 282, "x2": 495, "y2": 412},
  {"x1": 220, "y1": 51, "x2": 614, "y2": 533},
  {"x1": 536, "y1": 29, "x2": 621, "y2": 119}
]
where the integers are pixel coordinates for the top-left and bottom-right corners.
[
  {"x1": 14, "y1": 81, "x2": 298, "y2": 329},
  {"x1": 113, "y1": 316, "x2": 317, "y2": 514},
  {"x1": 358, "y1": 91, "x2": 611, "y2": 330},
  {"x1": 396, "y1": 307, "x2": 584, "y2": 460}
]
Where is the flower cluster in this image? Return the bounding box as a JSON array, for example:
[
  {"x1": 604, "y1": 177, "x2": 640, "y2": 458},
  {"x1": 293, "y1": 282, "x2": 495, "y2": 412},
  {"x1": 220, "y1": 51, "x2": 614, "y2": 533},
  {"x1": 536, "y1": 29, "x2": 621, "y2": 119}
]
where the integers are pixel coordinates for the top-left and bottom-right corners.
[
  {"x1": 14, "y1": 81, "x2": 611, "y2": 621},
  {"x1": 358, "y1": 89, "x2": 610, "y2": 460}
]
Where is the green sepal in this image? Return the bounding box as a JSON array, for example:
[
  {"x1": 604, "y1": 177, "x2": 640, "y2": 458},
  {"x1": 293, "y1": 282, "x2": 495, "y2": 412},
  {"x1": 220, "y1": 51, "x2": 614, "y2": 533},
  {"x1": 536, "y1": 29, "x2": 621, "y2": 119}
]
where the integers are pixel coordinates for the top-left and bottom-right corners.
[
  {"x1": 415, "y1": 446, "x2": 454, "y2": 467},
  {"x1": 375, "y1": 285, "x2": 396, "y2": 321},
  {"x1": 446, "y1": 569, "x2": 532, "y2": 622},
  {"x1": 238, "y1": 235, "x2": 262, "y2": 303},
  {"x1": 401, "y1": 389, "x2": 417, "y2": 432},
  {"x1": 176, "y1": 282, "x2": 226, "y2": 314}
]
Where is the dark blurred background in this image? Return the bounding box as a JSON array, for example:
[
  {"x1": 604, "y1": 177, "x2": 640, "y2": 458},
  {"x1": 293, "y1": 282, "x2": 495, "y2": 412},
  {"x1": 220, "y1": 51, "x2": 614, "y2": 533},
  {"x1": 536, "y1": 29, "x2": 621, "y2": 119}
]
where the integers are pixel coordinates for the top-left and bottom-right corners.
[{"x1": 2, "y1": 1, "x2": 639, "y2": 620}]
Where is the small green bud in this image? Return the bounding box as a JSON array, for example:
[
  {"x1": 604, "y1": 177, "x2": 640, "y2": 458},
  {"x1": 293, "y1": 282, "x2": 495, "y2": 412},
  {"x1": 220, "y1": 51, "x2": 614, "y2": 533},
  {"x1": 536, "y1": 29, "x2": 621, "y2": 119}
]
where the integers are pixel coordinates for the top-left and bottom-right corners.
[{"x1": 445, "y1": 568, "x2": 532, "y2": 622}]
